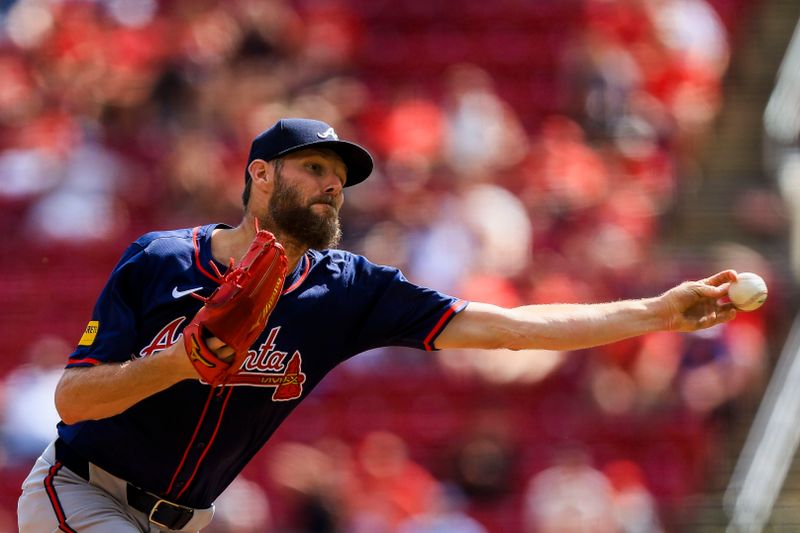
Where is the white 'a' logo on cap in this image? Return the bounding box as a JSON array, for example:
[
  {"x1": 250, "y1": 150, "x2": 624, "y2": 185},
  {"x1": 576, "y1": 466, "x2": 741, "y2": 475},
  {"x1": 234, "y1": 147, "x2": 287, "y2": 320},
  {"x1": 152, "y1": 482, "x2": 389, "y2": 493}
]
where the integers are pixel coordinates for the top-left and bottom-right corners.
[{"x1": 316, "y1": 128, "x2": 339, "y2": 140}]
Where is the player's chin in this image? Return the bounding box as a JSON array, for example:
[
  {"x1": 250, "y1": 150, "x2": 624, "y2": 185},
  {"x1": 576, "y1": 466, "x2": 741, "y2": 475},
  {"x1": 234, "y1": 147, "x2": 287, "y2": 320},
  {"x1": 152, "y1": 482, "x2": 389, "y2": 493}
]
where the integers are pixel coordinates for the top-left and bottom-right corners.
[{"x1": 310, "y1": 203, "x2": 339, "y2": 218}]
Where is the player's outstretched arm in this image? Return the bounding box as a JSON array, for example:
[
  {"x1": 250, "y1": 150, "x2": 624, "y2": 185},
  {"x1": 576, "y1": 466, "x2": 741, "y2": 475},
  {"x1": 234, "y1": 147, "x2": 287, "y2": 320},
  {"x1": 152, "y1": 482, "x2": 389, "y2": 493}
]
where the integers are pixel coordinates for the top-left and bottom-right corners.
[
  {"x1": 434, "y1": 271, "x2": 738, "y2": 352},
  {"x1": 54, "y1": 337, "x2": 232, "y2": 425}
]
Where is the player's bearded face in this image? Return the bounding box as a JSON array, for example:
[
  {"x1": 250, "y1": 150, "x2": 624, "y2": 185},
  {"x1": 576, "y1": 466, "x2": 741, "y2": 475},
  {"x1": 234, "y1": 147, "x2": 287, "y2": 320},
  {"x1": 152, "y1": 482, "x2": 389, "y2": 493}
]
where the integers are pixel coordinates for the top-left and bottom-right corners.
[{"x1": 267, "y1": 170, "x2": 342, "y2": 250}]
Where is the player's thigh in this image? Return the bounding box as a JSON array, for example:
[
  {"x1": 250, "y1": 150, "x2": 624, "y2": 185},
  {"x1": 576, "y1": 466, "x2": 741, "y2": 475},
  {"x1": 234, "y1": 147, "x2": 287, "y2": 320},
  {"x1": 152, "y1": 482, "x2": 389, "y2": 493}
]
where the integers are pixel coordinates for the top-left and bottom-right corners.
[{"x1": 18, "y1": 456, "x2": 143, "y2": 533}]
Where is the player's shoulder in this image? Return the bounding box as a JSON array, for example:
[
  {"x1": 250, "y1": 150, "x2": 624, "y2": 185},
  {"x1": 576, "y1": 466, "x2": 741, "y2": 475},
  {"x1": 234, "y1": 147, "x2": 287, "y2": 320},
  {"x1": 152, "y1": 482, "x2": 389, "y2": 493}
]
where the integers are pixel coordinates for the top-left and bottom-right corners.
[
  {"x1": 136, "y1": 224, "x2": 228, "y2": 259},
  {"x1": 311, "y1": 248, "x2": 373, "y2": 269},
  {"x1": 310, "y1": 249, "x2": 401, "y2": 281},
  {"x1": 311, "y1": 248, "x2": 356, "y2": 264},
  {"x1": 133, "y1": 226, "x2": 196, "y2": 255},
  {"x1": 119, "y1": 225, "x2": 214, "y2": 270}
]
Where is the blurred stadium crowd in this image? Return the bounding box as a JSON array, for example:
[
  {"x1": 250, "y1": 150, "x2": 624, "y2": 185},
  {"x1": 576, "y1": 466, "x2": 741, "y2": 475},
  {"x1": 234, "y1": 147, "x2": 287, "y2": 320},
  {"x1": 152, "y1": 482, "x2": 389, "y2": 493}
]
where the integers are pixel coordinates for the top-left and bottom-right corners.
[{"x1": 0, "y1": 0, "x2": 790, "y2": 531}]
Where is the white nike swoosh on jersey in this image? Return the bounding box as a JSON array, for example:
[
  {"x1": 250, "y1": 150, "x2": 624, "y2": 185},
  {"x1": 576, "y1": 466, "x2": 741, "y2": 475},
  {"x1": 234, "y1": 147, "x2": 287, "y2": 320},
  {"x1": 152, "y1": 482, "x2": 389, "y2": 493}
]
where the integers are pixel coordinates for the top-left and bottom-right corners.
[{"x1": 172, "y1": 286, "x2": 203, "y2": 299}]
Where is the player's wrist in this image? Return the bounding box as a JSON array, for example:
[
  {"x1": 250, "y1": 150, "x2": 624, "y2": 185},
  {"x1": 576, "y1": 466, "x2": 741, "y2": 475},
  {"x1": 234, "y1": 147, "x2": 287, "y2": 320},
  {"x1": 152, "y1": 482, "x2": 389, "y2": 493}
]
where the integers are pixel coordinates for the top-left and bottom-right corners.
[
  {"x1": 163, "y1": 339, "x2": 200, "y2": 381},
  {"x1": 641, "y1": 295, "x2": 672, "y2": 332}
]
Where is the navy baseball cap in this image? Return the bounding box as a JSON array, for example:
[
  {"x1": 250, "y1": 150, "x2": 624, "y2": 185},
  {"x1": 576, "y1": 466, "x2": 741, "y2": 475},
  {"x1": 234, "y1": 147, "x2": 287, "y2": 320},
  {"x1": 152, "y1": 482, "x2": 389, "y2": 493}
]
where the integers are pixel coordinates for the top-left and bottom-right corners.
[{"x1": 246, "y1": 118, "x2": 374, "y2": 187}]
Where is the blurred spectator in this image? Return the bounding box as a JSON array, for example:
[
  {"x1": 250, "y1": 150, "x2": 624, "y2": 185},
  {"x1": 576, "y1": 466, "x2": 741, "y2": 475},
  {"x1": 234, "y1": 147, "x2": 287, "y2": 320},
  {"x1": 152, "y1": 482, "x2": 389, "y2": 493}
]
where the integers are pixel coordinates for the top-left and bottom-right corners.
[
  {"x1": 297, "y1": 0, "x2": 363, "y2": 70},
  {"x1": 522, "y1": 116, "x2": 610, "y2": 213},
  {"x1": 397, "y1": 482, "x2": 487, "y2": 533},
  {"x1": 0, "y1": 147, "x2": 60, "y2": 201},
  {"x1": 458, "y1": 183, "x2": 533, "y2": 277},
  {"x1": 589, "y1": 316, "x2": 767, "y2": 419},
  {"x1": 603, "y1": 459, "x2": 663, "y2": 533},
  {"x1": 376, "y1": 91, "x2": 446, "y2": 166},
  {"x1": 205, "y1": 476, "x2": 273, "y2": 533},
  {"x1": 645, "y1": 0, "x2": 729, "y2": 76},
  {"x1": 406, "y1": 193, "x2": 475, "y2": 294},
  {"x1": 164, "y1": 128, "x2": 242, "y2": 222},
  {"x1": 594, "y1": 331, "x2": 684, "y2": 414},
  {"x1": 560, "y1": 30, "x2": 643, "y2": 139},
  {"x1": 268, "y1": 439, "x2": 354, "y2": 532},
  {"x1": 731, "y1": 186, "x2": 789, "y2": 239},
  {"x1": 0, "y1": 336, "x2": 67, "y2": 462},
  {"x1": 449, "y1": 407, "x2": 515, "y2": 502},
  {"x1": 442, "y1": 63, "x2": 528, "y2": 178},
  {"x1": 24, "y1": 140, "x2": 129, "y2": 243},
  {"x1": 360, "y1": 220, "x2": 413, "y2": 272},
  {"x1": 350, "y1": 431, "x2": 439, "y2": 532},
  {"x1": 524, "y1": 443, "x2": 616, "y2": 533},
  {"x1": 678, "y1": 320, "x2": 767, "y2": 416}
]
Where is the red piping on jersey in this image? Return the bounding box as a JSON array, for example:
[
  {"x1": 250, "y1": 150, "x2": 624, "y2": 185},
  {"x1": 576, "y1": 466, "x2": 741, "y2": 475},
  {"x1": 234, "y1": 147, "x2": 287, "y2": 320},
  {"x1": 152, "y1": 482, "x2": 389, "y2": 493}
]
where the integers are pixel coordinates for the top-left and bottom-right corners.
[
  {"x1": 44, "y1": 462, "x2": 79, "y2": 533},
  {"x1": 282, "y1": 254, "x2": 311, "y2": 295},
  {"x1": 165, "y1": 388, "x2": 216, "y2": 496},
  {"x1": 423, "y1": 299, "x2": 467, "y2": 351},
  {"x1": 194, "y1": 227, "x2": 310, "y2": 294},
  {"x1": 192, "y1": 226, "x2": 222, "y2": 283},
  {"x1": 66, "y1": 357, "x2": 101, "y2": 366},
  {"x1": 175, "y1": 387, "x2": 234, "y2": 500}
]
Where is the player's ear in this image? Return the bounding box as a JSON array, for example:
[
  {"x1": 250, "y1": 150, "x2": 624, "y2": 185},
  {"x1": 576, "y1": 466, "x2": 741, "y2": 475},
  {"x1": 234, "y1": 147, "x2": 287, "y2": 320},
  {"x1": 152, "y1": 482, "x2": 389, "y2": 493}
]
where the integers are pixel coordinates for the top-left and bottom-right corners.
[
  {"x1": 246, "y1": 160, "x2": 275, "y2": 216},
  {"x1": 248, "y1": 159, "x2": 271, "y2": 185}
]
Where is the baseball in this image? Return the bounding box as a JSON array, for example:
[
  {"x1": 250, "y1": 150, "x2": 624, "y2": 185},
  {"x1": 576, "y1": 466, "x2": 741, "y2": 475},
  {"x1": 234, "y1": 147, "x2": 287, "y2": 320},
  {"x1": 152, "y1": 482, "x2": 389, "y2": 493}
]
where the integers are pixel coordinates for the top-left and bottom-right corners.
[{"x1": 728, "y1": 272, "x2": 768, "y2": 311}]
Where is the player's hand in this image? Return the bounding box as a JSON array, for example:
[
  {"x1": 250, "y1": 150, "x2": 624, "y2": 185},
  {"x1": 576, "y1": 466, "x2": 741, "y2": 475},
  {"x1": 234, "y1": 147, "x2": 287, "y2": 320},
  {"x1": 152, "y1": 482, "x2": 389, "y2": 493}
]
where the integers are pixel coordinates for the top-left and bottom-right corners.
[
  {"x1": 656, "y1": 270, "x2": 738, "y2": 332},
  {"x1": 167, "y1": 335, "x2": 234, "y2": 380},
  {"x1": 205, "y1": 336, "x2": 235, "y2": 362}
]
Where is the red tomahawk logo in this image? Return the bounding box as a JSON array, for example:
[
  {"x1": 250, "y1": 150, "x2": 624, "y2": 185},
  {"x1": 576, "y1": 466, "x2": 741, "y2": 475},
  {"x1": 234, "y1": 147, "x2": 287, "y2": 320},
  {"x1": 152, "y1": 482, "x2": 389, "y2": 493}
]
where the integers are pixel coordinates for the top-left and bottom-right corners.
[
  {"x1": 231, "y1": 351, "x2": 306, "y2": 401},
  {"x1": 271, "y1": 351, "x2": 305, "y2": 400}
]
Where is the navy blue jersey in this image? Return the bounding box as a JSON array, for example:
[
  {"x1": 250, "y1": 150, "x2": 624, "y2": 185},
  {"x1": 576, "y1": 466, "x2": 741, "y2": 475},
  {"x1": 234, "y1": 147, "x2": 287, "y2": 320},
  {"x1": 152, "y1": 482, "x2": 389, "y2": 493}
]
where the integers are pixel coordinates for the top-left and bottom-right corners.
[{"x1": 58, "y1": 224, "x2": 466, "y2": 507}]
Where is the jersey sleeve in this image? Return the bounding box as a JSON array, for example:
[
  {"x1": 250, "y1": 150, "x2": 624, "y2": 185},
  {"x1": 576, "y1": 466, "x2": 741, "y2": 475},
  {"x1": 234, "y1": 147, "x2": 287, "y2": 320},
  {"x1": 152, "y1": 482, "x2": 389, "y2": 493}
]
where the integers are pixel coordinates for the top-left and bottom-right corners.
[
  {"x1": 347, "y1": 256, "x2": 468, "y2": 354},
  {"x1": 66, "y1": 243, "x2": 147, "y2": 367}
]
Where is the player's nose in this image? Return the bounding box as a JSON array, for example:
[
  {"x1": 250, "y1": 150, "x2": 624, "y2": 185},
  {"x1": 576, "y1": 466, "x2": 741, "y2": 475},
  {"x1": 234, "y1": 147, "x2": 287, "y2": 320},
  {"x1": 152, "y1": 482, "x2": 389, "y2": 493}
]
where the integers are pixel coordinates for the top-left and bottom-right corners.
[{"x1": 322, "y1": 172, "x2": 344, "y2": 196}]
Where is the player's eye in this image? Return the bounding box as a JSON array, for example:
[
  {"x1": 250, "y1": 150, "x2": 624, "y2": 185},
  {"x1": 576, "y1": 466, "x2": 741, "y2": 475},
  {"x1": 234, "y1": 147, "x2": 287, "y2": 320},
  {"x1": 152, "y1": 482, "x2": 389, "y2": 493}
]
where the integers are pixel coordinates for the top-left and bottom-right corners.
[{"x1": 306, "y1": 162, "x2": 323, "y2": 174}]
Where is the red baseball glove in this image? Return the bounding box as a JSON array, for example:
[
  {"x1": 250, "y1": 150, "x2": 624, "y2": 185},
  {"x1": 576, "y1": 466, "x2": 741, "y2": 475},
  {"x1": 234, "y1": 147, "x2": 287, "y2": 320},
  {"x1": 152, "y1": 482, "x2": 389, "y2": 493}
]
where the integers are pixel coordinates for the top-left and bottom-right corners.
[{"x1": 184, "y1": 228, "x2": 287, "y2": 386}]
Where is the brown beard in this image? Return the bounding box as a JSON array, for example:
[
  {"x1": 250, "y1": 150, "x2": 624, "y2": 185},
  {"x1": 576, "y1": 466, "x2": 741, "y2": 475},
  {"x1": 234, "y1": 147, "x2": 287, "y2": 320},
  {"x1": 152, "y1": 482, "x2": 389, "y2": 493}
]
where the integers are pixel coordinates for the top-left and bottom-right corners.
[{"x1": 266, "y1": 171, "x2": 342, "y2": 250}]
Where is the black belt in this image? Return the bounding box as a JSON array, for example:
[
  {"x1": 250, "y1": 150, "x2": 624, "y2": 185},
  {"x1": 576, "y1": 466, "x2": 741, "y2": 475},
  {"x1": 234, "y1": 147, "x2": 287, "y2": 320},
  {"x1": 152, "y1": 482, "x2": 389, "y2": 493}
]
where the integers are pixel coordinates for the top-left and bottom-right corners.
[{"x1": 54, "y1": 438, "x2": 194, "y2": 530}]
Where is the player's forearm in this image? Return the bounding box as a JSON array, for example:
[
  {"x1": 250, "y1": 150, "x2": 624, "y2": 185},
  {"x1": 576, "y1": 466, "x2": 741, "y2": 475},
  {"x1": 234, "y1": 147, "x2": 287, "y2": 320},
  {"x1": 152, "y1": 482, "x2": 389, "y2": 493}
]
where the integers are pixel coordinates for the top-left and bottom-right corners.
[
  {"x1": 502, "y1": 299, "x2": 665, "y2": 350},
  {"x1": 437, "y1": 272, "x2": 737, "y2": 351},
  {"x1": 436, "y1": 299, "x2": 666, "y2": 352},
  {"x1": 55, "y1": 346, "x2": 196, "y2": 424}
]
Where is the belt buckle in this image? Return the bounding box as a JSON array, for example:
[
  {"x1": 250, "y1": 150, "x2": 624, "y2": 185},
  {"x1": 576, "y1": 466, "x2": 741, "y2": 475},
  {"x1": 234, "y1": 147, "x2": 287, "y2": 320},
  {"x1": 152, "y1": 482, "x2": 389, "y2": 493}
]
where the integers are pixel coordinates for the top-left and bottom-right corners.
[{"x1": 148, "y1": 498, "x2": 192, "y2": 530}]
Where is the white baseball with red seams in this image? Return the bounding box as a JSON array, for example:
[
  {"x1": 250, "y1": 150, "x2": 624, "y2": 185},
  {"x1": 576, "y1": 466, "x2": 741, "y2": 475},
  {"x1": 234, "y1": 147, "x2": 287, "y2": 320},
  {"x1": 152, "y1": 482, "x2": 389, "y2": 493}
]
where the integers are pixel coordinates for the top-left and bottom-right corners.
[{"x1": 728, "y1": 272, "x2": 768, "y2": 311}]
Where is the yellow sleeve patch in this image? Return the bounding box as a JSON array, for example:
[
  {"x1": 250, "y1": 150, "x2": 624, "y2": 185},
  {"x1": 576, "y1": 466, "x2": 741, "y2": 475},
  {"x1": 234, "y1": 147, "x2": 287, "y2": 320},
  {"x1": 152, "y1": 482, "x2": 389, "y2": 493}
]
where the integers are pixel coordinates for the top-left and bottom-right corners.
[{"x1": 78, "y1": 321, "x2": 100, "y2": 346}]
